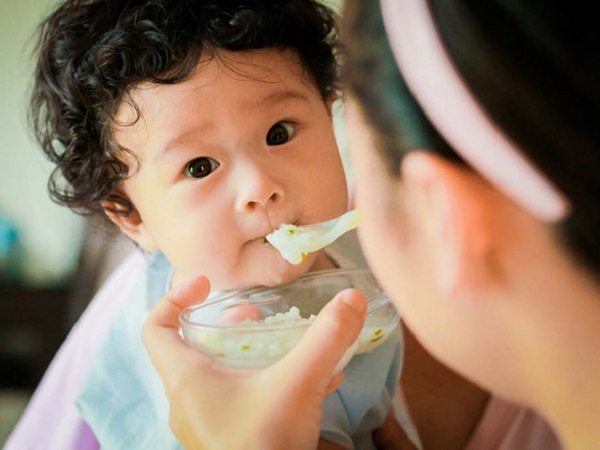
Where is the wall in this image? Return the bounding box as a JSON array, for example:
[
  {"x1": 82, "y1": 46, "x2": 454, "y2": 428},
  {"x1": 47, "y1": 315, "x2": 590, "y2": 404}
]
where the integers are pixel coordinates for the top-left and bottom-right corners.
[{"x1": 0, "y1": 0, "x2": 84, "y2": 286}]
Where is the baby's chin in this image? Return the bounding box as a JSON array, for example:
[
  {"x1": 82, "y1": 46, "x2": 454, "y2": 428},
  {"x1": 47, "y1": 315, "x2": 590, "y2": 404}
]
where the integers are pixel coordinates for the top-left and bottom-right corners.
[
  {"x1": 214, "y1": 253, "x2": 317, "y2": 292},
  {"x1": 247, "y1": 258, "x2": 313, "y2": 288},
  {"x1": 253, "y1": 249, "x2": 337, "y2": 288},
  {"x1": 192, "y1": 247, "x2": 330, "y2": 293}
]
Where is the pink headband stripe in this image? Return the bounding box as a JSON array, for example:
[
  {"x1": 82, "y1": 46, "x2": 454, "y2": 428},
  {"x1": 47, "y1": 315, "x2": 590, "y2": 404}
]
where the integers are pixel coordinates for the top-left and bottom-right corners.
[{"x1": 379, "y1": 0, "x2": 570, "y2": 222}]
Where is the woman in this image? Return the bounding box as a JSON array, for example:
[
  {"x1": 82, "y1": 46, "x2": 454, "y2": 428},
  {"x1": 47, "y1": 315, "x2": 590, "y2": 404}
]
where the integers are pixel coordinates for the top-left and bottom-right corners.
[{"x1": 143, "y1": 1, "x2": 600, "y2": 448}]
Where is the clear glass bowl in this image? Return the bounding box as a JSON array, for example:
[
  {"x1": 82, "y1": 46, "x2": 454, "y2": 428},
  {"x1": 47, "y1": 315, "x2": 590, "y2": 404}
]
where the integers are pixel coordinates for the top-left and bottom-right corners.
[{"x1": 179, "y1": 268, "x2": 400, "y2": 370}]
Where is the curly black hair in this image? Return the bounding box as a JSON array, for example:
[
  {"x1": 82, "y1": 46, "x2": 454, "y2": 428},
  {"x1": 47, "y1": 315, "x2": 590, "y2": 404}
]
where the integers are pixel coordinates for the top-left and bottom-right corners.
[{"x1": 31, "y1": 0, "x2": 339, "y2": 218}]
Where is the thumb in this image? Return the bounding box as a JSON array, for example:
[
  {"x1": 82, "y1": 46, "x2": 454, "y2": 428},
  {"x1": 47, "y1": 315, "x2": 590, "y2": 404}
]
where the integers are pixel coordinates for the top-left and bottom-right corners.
[
  {"x1": 142, "y1": 275, "x2": 211, "y2": 379},
  {"x1": 144, "y1": 275, "x2": 211, "y2": 331},
  {"x1": 276, "y1": 288, "x2": 367, "y2": 386}
]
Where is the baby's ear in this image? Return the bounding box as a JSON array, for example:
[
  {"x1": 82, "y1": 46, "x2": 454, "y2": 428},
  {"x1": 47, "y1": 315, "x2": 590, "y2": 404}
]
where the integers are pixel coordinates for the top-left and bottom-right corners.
[
  {"x1": 401, "y1": 151, "x2": 497, "y2": 299},
  {"x1": 102, "y1": 200, "x2": 158, "y2": 252}
]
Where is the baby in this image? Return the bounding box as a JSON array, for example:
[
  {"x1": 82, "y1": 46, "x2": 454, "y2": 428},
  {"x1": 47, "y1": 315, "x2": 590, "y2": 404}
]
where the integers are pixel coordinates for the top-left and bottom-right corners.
[{"x1": 7, "y1": 1, "x2": 406, "y2": 449}]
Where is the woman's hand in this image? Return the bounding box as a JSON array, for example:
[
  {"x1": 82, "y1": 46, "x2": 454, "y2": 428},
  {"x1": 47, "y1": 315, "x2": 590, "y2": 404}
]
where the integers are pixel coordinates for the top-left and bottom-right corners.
[{"x1": 142, "y1": 276, "x2": 367, "y2": 450}]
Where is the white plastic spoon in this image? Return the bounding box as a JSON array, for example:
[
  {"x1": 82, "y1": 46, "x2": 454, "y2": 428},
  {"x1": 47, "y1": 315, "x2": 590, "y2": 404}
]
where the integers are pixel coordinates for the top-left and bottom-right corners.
[{"x1": 266, "y1": 209, "x2": 360, "y2": 264}]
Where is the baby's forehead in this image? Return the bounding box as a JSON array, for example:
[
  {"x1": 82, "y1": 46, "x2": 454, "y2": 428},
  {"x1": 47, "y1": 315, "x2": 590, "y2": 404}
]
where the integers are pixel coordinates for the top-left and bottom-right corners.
[
  {"x1": 116, "y1": 48, "x2": 319, "y2": 119},
  {"x1": 112, "y1": 48, "x2": 323, "y2": 153}
]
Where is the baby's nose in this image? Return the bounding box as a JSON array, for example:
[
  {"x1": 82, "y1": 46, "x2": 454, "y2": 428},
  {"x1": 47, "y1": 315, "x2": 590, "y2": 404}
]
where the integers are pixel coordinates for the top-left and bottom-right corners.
[{"x1": 235, "y1": 163, "x2": 284, "y2": 212}]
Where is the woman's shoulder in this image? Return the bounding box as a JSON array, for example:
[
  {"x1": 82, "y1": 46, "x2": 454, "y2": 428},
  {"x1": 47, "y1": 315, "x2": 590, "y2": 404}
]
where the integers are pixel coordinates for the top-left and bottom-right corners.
[{"x1": 465, "y1": 396, "x2": 563, "y2": 450}]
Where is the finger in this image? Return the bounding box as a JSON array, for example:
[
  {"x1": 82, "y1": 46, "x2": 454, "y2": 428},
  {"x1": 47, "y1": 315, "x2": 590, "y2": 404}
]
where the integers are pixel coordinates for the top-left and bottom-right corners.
[
  {"x1": 154, "y1": 275, "x2": 211, "y2": 326},
  {"x1": 276, "y1": 288, "x2": 367, "y2": 386},
  {"x1": 324, "y1": 371, "x2": 344, "y2": 397},
  {"x1": 218, "y1": 303, "x2": 263, "y2": 324},
  {"x1": 142, "y1": 276, "x2": 211, "y2": 377}
]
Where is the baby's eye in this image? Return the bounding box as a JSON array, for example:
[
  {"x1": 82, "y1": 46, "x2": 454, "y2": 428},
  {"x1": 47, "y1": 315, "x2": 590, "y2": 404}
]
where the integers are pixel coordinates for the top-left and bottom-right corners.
[
  {"x1": 185, "y1": 157, "x2": 220, "y2": 178},
  {"x1": 266, "y1": 122, "x2": 296, "y2": 146}
]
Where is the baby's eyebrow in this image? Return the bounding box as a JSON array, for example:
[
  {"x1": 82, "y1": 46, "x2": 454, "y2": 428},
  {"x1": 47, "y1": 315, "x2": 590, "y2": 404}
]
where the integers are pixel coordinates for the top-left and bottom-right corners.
[
  {"x1": 157, "y1": 126, "x2": 215, "y2": 160},
  {"x1": 251, "y1": 89, "x2": 311, "y2": 109},
  {"x1": 156, "y1": 89, "x2": 311, "y2": 160}
]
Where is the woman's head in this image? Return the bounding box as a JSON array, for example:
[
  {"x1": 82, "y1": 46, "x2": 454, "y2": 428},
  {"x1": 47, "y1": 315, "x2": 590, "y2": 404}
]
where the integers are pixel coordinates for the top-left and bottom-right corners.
[
  {"x1": 343, "y1": 0, "x2": 600, "y2": 274},
  {"x1": 341, "y1": 0, "x2": 600, "y2": 407},
  {"x1": 31, "y1": 0, "x2": 339, "y2": 219}
]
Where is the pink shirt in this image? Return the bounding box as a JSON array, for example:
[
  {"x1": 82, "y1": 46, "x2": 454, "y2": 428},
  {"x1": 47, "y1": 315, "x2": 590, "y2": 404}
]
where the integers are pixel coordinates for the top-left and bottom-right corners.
[
  {"x1": 395, "y1": 389, "x2": 562, "y2": 450},
  {"x1": 466, "y1": 396, "x2": 563, "y2": 450}
]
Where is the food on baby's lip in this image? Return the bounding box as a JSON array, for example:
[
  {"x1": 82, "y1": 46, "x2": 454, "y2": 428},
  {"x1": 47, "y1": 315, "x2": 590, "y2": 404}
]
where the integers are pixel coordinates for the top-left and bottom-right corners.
[{"x1": 266, "y1": 209, "x2": 361, "y2": 264}]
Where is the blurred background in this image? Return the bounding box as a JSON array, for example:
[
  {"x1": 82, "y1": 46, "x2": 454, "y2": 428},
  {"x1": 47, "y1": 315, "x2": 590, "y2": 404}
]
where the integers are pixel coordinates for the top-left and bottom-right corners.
[
  {"x1": 0, "y1": 0, "x2": 82, "y2": 289},
  {"x1": 0, "y1": 0, "x2": 344, "y2": 445},
  {"x1": 0, "y1": 0, "x2": 82, "y2": 444},
  {"x1": 0, "y1": 0, "x2": 128, "y2": 443}
]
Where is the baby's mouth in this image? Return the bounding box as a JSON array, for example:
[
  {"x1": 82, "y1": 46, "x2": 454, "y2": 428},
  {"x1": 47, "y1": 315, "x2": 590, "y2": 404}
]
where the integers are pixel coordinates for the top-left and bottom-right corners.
[{"x1": 262, "y1": 216, "x2": 300, "y2": 244}]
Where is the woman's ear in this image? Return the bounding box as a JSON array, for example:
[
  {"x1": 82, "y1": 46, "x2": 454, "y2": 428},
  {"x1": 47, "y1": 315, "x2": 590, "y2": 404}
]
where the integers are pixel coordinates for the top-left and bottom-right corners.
[
  {"x1": 400, "y1": 151, "x2": 498, "y2": 299},
  {"x1": 102, "y1": 200, "x2": 158, "y2": 252}
]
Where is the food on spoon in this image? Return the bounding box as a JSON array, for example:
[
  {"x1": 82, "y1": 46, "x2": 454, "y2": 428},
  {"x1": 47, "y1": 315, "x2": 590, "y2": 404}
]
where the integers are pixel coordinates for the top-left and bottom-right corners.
[{"x1": 266, "y1": 209, "x2": 360, "y2": 264}]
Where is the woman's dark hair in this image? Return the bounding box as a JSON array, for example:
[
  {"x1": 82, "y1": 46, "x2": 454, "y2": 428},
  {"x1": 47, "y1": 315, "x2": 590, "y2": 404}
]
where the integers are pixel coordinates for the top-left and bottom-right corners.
[
  {"x1": 342, "y1": 0, "x2": 600, "y2": 274},
  {"x1": 31, "y1": 0, "x2": 339, "y2": 218}
]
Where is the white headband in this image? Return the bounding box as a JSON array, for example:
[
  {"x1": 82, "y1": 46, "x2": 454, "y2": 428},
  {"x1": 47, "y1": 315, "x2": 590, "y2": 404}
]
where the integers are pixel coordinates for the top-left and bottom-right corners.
[{"x1": 379, "y1": 0, "x2": 570, "y2": 222}]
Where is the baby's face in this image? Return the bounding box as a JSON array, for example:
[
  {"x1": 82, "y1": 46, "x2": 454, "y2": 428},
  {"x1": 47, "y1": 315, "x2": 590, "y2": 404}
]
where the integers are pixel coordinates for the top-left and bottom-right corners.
[{"x1": 113, "y1": 48, "x2": 347, "y2": 291}]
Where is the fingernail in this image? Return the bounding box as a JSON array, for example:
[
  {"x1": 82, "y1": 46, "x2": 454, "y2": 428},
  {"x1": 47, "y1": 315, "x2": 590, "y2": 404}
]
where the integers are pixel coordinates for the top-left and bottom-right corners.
[
  {"x1": 340, "y1": 290, "x2": 366, "y2": 314},
  {"x1": 169, "y1": 278, "x2": 193, "y2": 296}
]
